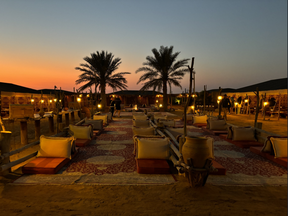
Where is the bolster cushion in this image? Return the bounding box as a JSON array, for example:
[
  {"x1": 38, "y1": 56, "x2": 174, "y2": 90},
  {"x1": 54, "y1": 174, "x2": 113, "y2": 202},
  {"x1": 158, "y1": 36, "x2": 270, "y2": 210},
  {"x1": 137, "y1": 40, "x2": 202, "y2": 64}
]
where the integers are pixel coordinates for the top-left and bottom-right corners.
[
  {"x1": 69, "y1": 124, "x2": 92, "y2": 140},
  {"x1": 270, "y1": 137, "x2": 287, "y2": 158},
  {"x1": 133, "y1": 119, "x2": 150, "y2": 127},
  {"x1": 132, "y1": 126, "x2": 155, "y2": 136},
  {"x1": 137, "y1": 138, "x2": 170, "y2": 159},
  {"x1": 193, "y1": 115, "x2": 207, "y2": 124},
  {"x1": 232, "y1": 127, "x2": 256, "y2": 141},
  {"x1": 37, "y1": 135, "x2": 74, "y2": 159}
]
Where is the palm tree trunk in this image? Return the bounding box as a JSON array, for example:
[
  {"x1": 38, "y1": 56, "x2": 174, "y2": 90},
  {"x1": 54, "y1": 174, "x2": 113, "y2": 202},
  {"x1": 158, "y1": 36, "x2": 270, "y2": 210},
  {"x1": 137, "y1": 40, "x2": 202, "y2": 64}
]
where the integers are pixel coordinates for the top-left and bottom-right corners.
[
  {"x1": 163, "y1": 82, "x2": 168, "y2": 111},
  {"x1": 101, "y1": 84, "x2": 106, "y2": 111}
]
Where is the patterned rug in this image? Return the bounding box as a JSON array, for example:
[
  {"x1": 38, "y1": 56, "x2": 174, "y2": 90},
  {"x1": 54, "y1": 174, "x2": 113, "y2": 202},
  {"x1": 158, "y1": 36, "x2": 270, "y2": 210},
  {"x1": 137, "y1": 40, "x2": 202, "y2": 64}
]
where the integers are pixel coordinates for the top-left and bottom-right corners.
[
  {"x1": 13, "y1": 117, "x2": 287, "y2": 186},
  {"x1": 13, "y1": 119, "x2": 176, "y2": 185}
]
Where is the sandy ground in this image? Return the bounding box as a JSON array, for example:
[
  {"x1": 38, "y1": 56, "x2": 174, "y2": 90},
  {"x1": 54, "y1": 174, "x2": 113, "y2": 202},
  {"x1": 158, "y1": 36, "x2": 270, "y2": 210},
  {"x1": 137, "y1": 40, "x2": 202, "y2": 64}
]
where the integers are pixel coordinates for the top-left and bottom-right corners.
[{"x1": 0, "y1": 107, "x2": 287, "y2": 215}]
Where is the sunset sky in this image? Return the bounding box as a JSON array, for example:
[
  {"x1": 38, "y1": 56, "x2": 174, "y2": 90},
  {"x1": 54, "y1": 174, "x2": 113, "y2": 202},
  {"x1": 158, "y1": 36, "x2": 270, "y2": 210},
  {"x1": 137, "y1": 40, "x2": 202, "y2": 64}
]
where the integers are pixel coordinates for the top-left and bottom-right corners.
[{"x1": 0, "y1": 0, "x2": 286, "y2": 94}]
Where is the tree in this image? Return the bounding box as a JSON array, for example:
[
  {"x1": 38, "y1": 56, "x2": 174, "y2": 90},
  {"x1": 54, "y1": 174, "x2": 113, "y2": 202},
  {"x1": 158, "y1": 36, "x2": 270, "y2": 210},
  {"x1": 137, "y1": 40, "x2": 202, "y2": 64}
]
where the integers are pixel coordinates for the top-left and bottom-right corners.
[
  {"x1": 136, "y1": 46, "x2": 189, "y2": 110},
  {"x1": 75, "y1": 51, "x2": 130, "y2": 109}
]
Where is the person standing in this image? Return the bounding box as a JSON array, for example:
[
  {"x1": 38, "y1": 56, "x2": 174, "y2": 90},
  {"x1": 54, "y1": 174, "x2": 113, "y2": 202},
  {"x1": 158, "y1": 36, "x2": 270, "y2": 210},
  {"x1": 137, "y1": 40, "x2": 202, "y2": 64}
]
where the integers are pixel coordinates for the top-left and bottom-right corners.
[
  {"x1": 221, "y1": 94, "x2": 231, "y2": 120},
  {"x1": 114, "y1": 96, "x2": 121, "y2": 117},
  {"x1": 109, "y1": 97, "x2": 115, "y2": 117}
]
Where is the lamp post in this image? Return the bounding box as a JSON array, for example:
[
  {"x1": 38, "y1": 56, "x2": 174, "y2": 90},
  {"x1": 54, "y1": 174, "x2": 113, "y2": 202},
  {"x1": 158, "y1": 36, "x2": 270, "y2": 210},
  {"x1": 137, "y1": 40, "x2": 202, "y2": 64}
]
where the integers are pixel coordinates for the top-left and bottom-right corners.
[{"x1": 217, "y1": 95, "x2": 222, "y2": 119}]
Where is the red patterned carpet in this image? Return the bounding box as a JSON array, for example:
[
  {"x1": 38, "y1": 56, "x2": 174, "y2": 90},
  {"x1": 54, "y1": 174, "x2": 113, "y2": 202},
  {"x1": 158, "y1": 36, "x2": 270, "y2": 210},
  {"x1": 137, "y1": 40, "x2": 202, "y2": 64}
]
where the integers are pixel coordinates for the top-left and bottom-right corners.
[{"x1": 14, "y1": 115, "x2": 287, "y2": 186}]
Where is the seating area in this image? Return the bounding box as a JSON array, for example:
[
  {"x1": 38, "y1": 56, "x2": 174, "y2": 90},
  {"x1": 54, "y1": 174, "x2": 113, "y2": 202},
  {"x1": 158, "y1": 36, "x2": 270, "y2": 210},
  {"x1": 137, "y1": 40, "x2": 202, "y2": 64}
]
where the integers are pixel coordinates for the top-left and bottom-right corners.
[
  {"x1": 250, "y1": 136, "x2": 287, "y2": 168},
  {"x1": 219, "y1": 126, "x2": 263, "y2": 149}
]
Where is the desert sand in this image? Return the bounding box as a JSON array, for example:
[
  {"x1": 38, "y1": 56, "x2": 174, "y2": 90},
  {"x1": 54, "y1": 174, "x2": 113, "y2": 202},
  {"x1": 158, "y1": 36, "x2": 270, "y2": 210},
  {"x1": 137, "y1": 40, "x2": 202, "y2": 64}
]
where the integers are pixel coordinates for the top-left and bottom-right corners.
[{"x1": 0, "y1": 109, "x2": 287, "y2": 215}]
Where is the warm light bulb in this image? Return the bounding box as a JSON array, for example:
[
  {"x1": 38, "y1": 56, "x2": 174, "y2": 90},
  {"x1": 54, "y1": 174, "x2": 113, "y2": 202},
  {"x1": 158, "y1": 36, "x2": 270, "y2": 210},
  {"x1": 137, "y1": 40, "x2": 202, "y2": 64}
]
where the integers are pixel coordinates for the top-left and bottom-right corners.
[
  {"x1": 156, "y1": 100, "x2": 158, "y2": 103},
  {"x1": 244, "y1": 99, "x2": 248, "y2": 103},
  {"x1": 87, "y1": 94, "x2": 89, "y2": 97},
  {"x1": 59, "y1": 99, "x2": 61, "y2": 102},
  {"x1": 218, "y1": 96, "x2": 222, "y2": 100},
  {"x1": 54, "y1": 99, "x2": 57, "y2": 102},
  {"x1": 98, "y1": 104, "x2": 101, "y2": 108},
  {"x1": 191, "y1": 106, "x2": 194, "y2": 109},
  {"x1": 235, "y1": 102, "x2": 238, "y2": 106},
  {"x1": 31, "y1": 99, "x2": 34, "y2": 103},
  {"x1": 49, "y1": 100, "x2": 52, "y2": 103},
  {"x1": 41, "y1": 99, "x2": 44, "y2": 103},
  {"x1": 77, "y1": 98, "x2": 81, "y2": 102},
  {"x1": 159, "y1": 104, "x2": 163, "y2": 107},
  {"x1": 217, "y1": 100, "x2": 220, "y2": 104},
  {"x1": 79, "y1": 94, "x2": 82, "y2": 97},
  {"x1": 264, "y1": 102, "x2": 268, "y2": 106}
]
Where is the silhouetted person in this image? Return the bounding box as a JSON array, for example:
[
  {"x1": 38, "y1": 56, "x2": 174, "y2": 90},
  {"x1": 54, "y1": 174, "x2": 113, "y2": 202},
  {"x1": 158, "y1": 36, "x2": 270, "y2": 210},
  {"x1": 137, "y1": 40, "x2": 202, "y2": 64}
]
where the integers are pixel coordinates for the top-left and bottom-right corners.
[{"x1": 114, "y1": 96, "x2": 121, "y2": 117}]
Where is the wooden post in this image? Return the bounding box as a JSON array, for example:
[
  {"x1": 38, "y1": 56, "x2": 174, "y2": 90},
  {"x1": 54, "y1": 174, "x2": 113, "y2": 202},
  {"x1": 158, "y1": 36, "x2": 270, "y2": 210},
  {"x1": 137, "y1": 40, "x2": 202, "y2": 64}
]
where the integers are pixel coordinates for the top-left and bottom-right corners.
[
  {"x1": 71, "y1": 111, "x2": 75, "y2": 122},
  {"x1": 218, "y1": 87, "x2": 222, "y2": 119},
  {"x1": 34, "y1": 119, "x2": 41, "y2": 140},
  {"x1": 20, "y1": 120, "x2": 28, "y2": 145},
  {"x1": 65, "y1": 113, "x2": 69, "y2": 126},
  {"x1": 0, "y1": 131, "x2": 12, "y2": 175},
  {"x1": 254, "y1": 88, "x2": 260, "y2": 128},
  {"x1": 48, "y1": 116, "x2": 54, "y2": 133},
  {"x1": 278, "y1": 94, "x2": 281, "y2": 120},
  {"x1": 184, "y1": 57, "x2": 194, "y2": 137}
]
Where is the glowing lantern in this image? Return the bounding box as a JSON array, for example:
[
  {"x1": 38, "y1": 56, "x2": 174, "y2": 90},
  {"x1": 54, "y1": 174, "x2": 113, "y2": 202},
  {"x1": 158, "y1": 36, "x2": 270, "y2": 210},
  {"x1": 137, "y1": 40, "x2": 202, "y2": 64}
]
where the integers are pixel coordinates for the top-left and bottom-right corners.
[
  {"x1": 218, "y1": 96, "x2": 222, "y2": 100},
  {"x1": 77, "y1": 98, "x2": 81, "y2": 102},
  {"x1": 49, "y1": 100, "x2": 52, "y2": 103},
  {"x1": 98, "y1": 104, "x2": 101, "y2": 108},
  {"x1": 217, "y1": 100, "x2": 220, "y2": 104},
  {"x1": 156, "y1": 100, "x2": 158, "y2": 103},
  {"x1": 31, "y1": 99, "x2": 34, "y2": 103},
  {"x1": 264, "y1": 102, "x2": 268, "y2": 106},
  {"x1": 54, "y1": 99, "x2": 57, "y2": 102},
  {"x1": 244, "y1": 99, "x2": 248, "y2": 103},
  {"x1": 159, "y1": 104, "x2": 163, "y2": 107},
  {"x1": 41, "y1": 99, "x2": 44, "y2": 103}
]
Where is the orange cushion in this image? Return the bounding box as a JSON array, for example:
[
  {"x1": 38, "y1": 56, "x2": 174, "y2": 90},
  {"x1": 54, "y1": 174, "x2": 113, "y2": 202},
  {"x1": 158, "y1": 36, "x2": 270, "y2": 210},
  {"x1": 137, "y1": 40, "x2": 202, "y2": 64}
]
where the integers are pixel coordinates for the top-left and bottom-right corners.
[{"x1": 22, "y1": 157, "x2": 69, "y2": 174}]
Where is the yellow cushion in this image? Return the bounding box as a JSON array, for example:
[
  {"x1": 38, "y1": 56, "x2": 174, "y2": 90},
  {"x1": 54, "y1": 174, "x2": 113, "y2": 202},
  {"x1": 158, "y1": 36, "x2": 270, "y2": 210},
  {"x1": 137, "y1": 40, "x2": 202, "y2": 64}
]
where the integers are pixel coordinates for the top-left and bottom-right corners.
[
  {"x1": 133, "y1": 115, "x2": 147, "y2": 120},
  {"x1": 93, "y1": 114, "x2": 108, "y2": 124},
  {"x1": 232, "y1": 127, "x2": 256, "y2": 141},
  {"x1": 261, "y1": 138, "x2": 273, "y2": 153},
  {"x1": 133, "y1": 119, "x2": 150, "y2": 127},
  {"x1": 69, "y1": 124, "x2": 92, "y2": 140},
  {"x1": 137, "y1": 138, "x2": 170, "y2": 159},
  {"x1": 270, "y1": 137, "x2": 287, "y2": 158},
  {"x1": 205, "y1": 137, "x2": 215, "y2": 159},
  {"x1": 209, "y1": 120, "x2": 227, "y2": 131},
  {"x1": 37, "y1": 135, "x2": 74, "y2": 159},
  {"x1": 132, "y1": 126, "x2": 155, "y2": 136},
  {"x1": 193, "y1": 115, "x2": 207, "y2": 124}
]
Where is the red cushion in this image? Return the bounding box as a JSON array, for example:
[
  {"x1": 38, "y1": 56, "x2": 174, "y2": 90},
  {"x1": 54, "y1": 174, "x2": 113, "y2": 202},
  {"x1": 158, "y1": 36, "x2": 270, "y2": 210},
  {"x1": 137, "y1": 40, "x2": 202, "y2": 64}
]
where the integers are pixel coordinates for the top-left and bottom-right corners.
[
  {"x1": 210, "y1": 160, "x2": 226, "y2": 175},
  {"x1": 22, "y1": 157, "x2": 70, "y2": 174},
  {"x1": 193, "y1": 123, "x2": 207, "y2": 128},
  {"x1": 75, "y1": 139, "x2": 91, "y2": 147},
  {"x1": 136, "y1": 159, "x2": 170, "y2": 174}
]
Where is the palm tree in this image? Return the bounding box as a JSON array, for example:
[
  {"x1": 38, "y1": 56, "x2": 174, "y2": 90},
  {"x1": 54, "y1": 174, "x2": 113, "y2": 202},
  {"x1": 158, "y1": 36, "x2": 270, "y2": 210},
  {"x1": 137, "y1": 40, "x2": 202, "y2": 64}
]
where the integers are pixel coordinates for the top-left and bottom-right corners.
[
  {"x1": 75, "y1": 51, "x2": 130, "y2": 110},
  {"x1": 136, "y1": 46, "x2": 189, "y2": 111}
]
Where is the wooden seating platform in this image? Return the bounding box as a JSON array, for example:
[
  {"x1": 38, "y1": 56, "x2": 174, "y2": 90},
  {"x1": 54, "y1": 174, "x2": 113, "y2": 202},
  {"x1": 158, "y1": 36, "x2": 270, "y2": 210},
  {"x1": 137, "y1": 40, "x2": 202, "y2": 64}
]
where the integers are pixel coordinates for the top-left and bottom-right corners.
[
  {"x1": 250, "y1": 146, "x2": 287, "y2": 168},
  {"x1": 136, "y1": 159, "x2": 170, "y2": 174},
  {"x1": 202, "y1": 127, "x2": 228, "y2": 136},
  {"x1": 219, "y1": 134, "x2": 263, "y2": 149}
]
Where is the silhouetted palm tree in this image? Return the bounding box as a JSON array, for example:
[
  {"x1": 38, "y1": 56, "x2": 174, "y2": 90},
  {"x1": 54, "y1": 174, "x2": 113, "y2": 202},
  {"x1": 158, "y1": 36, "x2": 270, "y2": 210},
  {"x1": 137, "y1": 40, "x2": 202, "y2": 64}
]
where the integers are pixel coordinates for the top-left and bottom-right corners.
[
  {"x1": 136, "y1": 46, "x2": 189, "y2": 110},
  {"x1": 75, "y1": 51, "x2": 130, "y2": 109}
]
